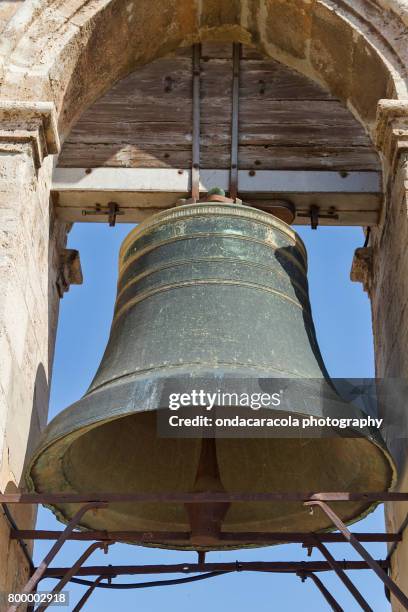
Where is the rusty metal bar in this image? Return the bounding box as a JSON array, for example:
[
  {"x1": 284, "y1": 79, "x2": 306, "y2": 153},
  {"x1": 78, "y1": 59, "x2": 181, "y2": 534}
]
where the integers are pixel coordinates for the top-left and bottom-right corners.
[
  {"x1": 35, "y1": 542, "x2": 107, "y2": 612},
  {"x1": 72, "y1": 576, "x2": 103, "y2": 612},
  {"x1": 6, "y1": 502, "x2": 107, "y2": 612},
  {"x1": 10, "y1": 529, "x2": 400, "y2": 544},
  {"x1": 42, "y1": 560, "x2": 389, "y2": 578},
  {"x1": 299, "y1": 572, "x2": 344, "y2": 612},
  {"x1": 229, "y1": 42, "x2": 240, "y2": 200},
  {"x1": 2, "y1": 491, "x2": 408, "y2": 504},
  {"x1": 312, "y1": 540, "x2": 373, "y2": 612},
  {"x1": 191, "y1": 43, "x2": 201, "y2": 201},
  {"x1": 306, "y1": 500, "x2": 408, "y2": 611},
  {"x1": 1, "y1": 502, "x2": 34, "y2": 570}
]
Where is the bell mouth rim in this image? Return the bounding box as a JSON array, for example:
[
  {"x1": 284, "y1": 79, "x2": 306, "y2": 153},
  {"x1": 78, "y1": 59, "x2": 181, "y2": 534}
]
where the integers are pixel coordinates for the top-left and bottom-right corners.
[
  {"x1": 26, "y1": 432, "x2": 396, "y2": 553},
  {"x1": 118, "y1": 202, "x2": 307, "y2": 264},
  {"x1": 26, "y1": 453, "x2": 396, "y2": 554},
  {"x1": 25, "y1": 370, "x2": 397, "y2": 551}
]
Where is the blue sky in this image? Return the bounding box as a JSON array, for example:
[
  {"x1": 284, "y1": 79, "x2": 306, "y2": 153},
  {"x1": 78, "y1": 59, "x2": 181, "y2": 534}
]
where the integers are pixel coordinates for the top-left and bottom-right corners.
[{"x1": 33, "y1": 222, "x2": 390, "y2": 611}]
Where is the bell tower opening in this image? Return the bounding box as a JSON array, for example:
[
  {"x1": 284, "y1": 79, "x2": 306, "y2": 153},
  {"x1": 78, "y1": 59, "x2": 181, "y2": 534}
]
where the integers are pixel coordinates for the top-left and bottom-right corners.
[{"x1": 35, "y1": 36, "x2": 392, "y2": 590}]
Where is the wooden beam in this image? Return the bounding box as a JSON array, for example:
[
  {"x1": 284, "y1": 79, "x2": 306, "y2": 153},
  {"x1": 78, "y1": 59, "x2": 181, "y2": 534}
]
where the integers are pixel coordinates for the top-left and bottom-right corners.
[
  {"x1": 53, "y1": 167, "x2": 380, "y2": 194},
  {"x1": 52, "y1": 167, "x2": 382, "y2": 226}
]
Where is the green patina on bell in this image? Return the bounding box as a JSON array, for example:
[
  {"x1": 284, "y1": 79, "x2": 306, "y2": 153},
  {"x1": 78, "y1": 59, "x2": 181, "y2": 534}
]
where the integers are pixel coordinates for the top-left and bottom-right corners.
[{"x1": 26, "y1": 201, "x2": 395, "y2": 549}]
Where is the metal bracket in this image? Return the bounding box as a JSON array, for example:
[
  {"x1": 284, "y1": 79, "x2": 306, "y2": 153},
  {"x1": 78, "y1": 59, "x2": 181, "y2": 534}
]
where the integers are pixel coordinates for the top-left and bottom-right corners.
[
  {"x1": 191, "y1": 42, "x2": 241, "y2": 204},
  {"x1": 296, "y1": 205, "x2": 339, "y2": 229},
  {"x1": 82, "y1": 202, "x2": 124, "y2": 226},
  {"x1": 229, "y1": 43, "x2": 241, "y2": 201},
  {"x1": 310, "y1": 205, "x2": 320, "y2": 229}
]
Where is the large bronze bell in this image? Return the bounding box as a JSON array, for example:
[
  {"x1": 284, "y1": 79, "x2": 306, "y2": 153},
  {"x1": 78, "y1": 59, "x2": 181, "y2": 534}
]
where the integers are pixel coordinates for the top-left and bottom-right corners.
[{"x1": 27, "y1": 201, "x2": 395, "y2": 549}]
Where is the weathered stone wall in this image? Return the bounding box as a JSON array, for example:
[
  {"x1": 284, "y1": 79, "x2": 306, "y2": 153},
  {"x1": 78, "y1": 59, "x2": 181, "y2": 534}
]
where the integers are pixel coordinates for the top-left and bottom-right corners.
[
  {"x1": 0, "y1": 1, "x2": 24, "y2": 35},
  {"x1": 0, "y1": 107, "x2": 67, "y2": 598},
  {"x1": 347, "y1": 99, "x2": 408, "y2": 610},
  {"x1": 370, "y1": 133, "x2": 408, "y2": 610}
]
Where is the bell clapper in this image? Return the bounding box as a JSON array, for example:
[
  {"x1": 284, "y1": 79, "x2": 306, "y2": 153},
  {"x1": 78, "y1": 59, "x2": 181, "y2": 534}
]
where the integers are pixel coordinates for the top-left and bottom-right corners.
[
  {"x1": 186, "y1": 438, "x2": 230, "y2": 547},
  {"x1": 197, "y1": 551, "x2": 206, "y2": 565}
]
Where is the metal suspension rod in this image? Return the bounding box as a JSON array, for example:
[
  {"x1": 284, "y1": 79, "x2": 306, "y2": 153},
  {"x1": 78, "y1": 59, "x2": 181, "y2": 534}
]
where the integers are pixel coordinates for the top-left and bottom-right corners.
[
  {"x1": 229, "y1": 42, "x2": 241, "y2": 200},
  {"x1": 306, "y1": 500, "x2": 408, "y2": 611},
  {"x1": 191, "y1": 43, "x2": 201, "y2": 201}
]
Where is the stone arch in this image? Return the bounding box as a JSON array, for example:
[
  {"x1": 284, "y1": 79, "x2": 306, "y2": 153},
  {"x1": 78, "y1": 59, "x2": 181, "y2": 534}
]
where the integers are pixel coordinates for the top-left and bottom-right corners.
[{"x1": 0, "y1": 0, "x2": 407, "y2": 141}]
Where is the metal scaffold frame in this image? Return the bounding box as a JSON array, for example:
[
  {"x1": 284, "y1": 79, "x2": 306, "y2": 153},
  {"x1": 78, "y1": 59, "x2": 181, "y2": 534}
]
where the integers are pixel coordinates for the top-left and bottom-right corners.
[{"x1": 2, "y1": 491, "x2": 408, "y2": 611}]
